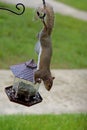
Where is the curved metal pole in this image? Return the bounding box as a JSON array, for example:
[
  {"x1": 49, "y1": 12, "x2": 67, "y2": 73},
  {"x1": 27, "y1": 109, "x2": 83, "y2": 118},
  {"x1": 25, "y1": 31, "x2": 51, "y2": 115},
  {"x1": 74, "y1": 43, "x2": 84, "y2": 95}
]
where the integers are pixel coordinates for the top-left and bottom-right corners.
[
  {"x1": 37, "y1": 0, "x2": 46, "y2": 19},
  {"x1": 0, "y1": 3, "x2": 25, "y2": 15},
  {"x1": 42, "y1": 0, "x2": 46, "y2": 7}
]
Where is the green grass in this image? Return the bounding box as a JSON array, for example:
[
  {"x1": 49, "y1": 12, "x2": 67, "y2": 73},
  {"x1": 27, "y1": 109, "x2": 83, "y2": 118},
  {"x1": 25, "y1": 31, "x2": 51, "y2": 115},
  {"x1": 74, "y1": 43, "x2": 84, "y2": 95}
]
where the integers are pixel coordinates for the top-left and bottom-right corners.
[
  {"x1": 0, "y1": 114, "x2": 87, "y2": 130},
  {"x1": 0, "y1": 2, "x2": 87, "y2": 69},
  {"x1": 56, "y1": 0, "x2": 87, "y2": 11}
]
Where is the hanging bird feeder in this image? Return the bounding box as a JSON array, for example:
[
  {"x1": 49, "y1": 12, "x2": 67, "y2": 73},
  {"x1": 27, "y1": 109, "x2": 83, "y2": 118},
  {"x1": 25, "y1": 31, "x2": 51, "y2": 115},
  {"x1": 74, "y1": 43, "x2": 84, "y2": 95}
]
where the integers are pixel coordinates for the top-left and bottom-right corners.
[{"x1": 5, "y1": 59, "x2": 43, "y2": 107}]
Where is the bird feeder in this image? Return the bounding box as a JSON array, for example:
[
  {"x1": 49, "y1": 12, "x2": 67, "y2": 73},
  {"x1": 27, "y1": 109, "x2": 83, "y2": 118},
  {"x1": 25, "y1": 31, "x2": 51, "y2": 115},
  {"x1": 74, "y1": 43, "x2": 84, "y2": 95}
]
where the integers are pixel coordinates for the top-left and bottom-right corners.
[{"x1": 5, "y1": 59, "x2": 42, "y2": 107}]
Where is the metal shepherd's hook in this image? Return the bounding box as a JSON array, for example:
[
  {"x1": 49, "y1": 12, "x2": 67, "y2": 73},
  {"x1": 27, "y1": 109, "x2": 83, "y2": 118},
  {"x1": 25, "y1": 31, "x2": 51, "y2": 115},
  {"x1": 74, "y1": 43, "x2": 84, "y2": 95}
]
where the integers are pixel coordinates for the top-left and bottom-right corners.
[
  {"x1": 0, "y1": 3, "x2": 25, "y2": 15},
  {"x1": 36, "y1": 0, "x2": 47, "y2": 30},
  {"x1": 37, "y1": 0, "x2": 46, "y2": 19},
  {"x1": 42, "y1": 0, "x2": 46, "y2": 7}
]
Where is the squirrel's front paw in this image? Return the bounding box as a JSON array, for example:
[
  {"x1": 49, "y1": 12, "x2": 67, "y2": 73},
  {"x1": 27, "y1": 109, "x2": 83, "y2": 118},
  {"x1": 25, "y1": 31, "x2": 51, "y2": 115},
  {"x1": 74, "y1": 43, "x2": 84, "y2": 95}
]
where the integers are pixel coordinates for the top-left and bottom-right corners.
[{"x1": 34, "y1": 78, "x2": 41, "y2": 84}]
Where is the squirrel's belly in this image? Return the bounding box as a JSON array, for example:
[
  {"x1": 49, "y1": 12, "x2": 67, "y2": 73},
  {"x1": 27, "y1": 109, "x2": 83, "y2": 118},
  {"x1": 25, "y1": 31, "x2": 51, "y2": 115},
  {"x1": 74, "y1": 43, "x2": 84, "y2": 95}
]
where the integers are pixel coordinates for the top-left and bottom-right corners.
[
  {"x1": 35, "y1": 41, "x2": 41, "y2": 55},
  {"x1": 37, "y1": 43, "x2": 42, "y2": 70}
]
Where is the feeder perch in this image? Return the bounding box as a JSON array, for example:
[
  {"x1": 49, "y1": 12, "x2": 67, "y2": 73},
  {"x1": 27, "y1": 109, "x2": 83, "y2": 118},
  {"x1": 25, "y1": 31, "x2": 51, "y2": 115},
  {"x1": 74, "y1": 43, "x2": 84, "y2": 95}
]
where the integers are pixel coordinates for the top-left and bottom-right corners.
[{"x1": 5, "y1": 59, "x2": 43, "y2": 107}]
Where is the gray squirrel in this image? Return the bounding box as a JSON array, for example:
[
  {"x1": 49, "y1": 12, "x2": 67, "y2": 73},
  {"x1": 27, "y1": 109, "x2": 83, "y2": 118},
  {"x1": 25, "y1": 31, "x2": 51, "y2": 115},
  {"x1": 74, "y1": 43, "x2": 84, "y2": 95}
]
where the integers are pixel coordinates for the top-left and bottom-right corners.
[{"x1": 34, "y1": 3, "x2": 55, "y2": 91}]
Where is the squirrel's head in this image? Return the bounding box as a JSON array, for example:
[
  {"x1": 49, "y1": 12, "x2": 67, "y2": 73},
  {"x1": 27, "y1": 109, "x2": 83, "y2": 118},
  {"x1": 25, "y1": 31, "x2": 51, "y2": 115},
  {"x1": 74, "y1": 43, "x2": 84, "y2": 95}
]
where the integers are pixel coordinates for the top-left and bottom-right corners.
[{"x1": 43, "y1": 76, "x2": 55, "y2": 91}]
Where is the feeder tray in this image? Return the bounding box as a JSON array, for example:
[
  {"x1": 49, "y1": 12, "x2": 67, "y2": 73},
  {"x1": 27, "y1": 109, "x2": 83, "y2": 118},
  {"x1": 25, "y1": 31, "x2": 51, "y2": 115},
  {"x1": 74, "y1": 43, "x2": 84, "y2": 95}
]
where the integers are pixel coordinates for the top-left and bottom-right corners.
[{"x1": 5, "y1": 86, "x2": 43, "y2": 107}]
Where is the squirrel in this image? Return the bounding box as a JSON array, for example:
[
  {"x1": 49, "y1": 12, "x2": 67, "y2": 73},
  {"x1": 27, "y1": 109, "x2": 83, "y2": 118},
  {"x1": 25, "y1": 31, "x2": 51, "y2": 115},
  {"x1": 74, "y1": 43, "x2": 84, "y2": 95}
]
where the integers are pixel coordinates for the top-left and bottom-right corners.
[{"x1": 34, "y1": 3, "x2": 55, "y2": 91}]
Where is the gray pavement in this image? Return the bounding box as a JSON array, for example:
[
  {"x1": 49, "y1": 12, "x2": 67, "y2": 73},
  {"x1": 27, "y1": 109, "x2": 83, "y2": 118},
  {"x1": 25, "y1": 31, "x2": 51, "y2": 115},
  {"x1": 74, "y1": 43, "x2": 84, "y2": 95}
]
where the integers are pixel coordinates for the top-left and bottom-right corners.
[
  {"x1": 0, "y1": 69, "x2": 87, "y2": 114},
  {"x1": 0, "y1": 0, "x2": 87, "y2": 21}
]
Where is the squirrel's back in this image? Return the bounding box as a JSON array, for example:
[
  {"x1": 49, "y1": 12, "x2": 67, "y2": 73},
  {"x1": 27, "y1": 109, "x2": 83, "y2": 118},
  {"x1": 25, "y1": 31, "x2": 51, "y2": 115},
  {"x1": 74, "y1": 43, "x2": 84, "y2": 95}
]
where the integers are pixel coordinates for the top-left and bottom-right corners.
[{"x1": 44, "y1": 3, "x2": 54, "y2": 35}]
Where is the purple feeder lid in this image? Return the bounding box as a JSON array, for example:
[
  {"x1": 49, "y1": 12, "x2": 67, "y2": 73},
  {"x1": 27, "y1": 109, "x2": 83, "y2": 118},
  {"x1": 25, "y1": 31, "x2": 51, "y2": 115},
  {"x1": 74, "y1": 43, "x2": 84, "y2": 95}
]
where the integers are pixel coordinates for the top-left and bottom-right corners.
[{"x1": 10, "y1": 59, "x2": 37, "y2": 82}]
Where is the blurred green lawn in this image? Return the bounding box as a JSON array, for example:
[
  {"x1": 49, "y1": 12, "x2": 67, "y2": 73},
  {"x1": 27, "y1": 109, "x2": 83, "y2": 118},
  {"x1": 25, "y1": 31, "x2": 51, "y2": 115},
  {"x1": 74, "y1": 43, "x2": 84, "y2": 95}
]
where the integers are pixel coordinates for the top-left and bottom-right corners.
[
  {"x1": 0, "y1": 3, "x2": 87, "y2": 69},
  {"x1": 56, "y1": 0, "x2": 87, "y2": 11},
  {"x1": 0, "y1": 114, "x2": 87, "y2": 130}
]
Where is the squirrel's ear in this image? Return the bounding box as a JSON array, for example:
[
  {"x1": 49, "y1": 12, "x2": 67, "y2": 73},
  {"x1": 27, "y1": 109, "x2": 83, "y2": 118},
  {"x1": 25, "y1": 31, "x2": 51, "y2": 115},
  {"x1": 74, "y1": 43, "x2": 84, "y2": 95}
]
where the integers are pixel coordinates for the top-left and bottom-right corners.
[{"x1": 52, "y1": 77, "x2": 55, "y2": 80}]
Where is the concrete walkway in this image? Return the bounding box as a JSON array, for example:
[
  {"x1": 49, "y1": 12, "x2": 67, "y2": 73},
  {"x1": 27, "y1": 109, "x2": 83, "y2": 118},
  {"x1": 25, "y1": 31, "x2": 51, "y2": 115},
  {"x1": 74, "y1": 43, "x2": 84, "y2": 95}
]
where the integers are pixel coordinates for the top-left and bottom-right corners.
[
  {"x1": 0, "y1": 69, "x2": 87, "y2": 115},
  {"x1": 0, "y1": 0, "x2": 87, "y2": 21}
]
